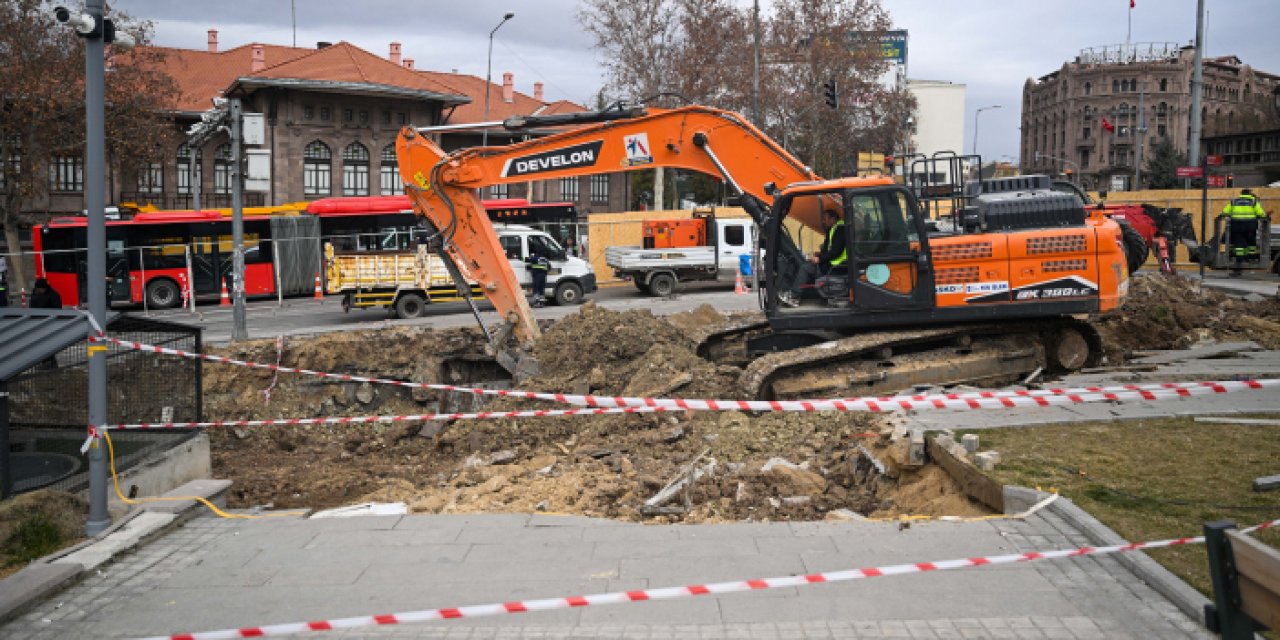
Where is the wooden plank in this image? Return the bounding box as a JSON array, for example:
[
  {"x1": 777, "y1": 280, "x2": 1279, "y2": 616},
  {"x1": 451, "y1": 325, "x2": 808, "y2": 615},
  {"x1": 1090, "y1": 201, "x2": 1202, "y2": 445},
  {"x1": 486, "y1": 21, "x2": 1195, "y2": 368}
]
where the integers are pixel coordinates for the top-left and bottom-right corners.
[
  {"x1": 927, "y1": 438, "x2": 1003, "y2": 512},
  {"x1": 1227, "y1": 529, "x2": 1280, "y2": 630}
]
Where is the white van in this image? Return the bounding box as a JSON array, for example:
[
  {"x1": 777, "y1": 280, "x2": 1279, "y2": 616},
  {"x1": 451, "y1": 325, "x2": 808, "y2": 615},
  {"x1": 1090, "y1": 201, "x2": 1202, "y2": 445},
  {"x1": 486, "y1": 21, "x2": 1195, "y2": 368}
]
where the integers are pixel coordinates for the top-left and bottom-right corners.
[{"x1": 496, "y1": 224, "x2": 597, "y2": 305}]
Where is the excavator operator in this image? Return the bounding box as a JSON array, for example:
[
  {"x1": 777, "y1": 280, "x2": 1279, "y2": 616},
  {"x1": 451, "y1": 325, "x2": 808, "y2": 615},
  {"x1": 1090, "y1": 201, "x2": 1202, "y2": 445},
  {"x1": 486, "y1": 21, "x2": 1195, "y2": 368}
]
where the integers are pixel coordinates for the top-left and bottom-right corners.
[{"x1": 780, "y1": 207, "x2": 846, "y2": 307}]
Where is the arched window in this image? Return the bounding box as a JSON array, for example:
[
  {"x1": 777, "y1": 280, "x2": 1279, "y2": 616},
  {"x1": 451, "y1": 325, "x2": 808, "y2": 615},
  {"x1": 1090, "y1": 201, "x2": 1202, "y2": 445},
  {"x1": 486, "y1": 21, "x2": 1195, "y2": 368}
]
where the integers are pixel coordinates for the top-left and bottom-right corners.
[
  {"x1": 1118, "y1": 103, "x2": 1130, "y2": 117},
  {"x1": 379, "y1": 144, "x2": 398, "y2": 195},
  {"x1": 176, "y1": 143, "x2": 202, "y2": 195},
  {"x1": 213, "y1": 143, "x2": 233, "y2": 195},
  {"x1": 342, "y1": 142, "x2": 370, "y2": 196},
  {"x1": 1157, "y1": 102, "x2": 1168, "y2": 116},
  {"x1": 304, "y1": 140, "x2": 331, "y2": 196},
  {"x1": 1159, "y1": 78, "x2": 1168, "y2": 92},
  {"x1": 1084, "y1": 82, "x2": 1092, "y2": 96}
]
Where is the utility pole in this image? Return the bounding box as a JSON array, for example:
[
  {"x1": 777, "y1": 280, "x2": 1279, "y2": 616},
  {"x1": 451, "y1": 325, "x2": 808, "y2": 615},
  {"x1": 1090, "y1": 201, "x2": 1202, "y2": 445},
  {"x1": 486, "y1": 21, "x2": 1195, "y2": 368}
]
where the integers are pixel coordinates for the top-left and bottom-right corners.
[
  {"x1": 230, "y1": 99, "x2": 247, "y2": 341},
  {"x1": 82, "y1": 0, "x2": 110, "y2": 537},
  {"x1": 1188, "y1": 0, "x2": 1206, "y2": 182},
  {"x1": 56, "y1": 0, "x2": 135, "y2": 535}
]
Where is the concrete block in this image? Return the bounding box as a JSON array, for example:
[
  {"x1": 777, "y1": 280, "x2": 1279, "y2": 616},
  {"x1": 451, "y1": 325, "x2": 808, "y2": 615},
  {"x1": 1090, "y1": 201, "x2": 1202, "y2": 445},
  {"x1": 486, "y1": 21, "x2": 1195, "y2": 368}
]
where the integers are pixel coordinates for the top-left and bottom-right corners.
[
  {"x1": 1254, "y1": 474, "x2": 1280, "y2": 492},
  {"x1": 934, "y1": 434, "x2": 956, "y2": 451},
  {"x1": 975, "y1": 451, "x2": 1001, "y2": 471},
  {"x1": 962, "y1": 434, "x2": 980, "y2": 454},
  {"x1": 907, "y1": 429, "x2": 926, "y2": 466}
]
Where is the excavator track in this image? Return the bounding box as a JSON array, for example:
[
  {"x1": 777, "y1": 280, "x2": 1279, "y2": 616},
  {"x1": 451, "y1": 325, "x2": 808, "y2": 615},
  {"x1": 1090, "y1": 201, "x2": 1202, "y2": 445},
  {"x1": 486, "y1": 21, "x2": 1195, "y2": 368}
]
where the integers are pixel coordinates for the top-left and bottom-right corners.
[{"x1": 734, "y1": 318, "x2": 1102, "y2": 400}]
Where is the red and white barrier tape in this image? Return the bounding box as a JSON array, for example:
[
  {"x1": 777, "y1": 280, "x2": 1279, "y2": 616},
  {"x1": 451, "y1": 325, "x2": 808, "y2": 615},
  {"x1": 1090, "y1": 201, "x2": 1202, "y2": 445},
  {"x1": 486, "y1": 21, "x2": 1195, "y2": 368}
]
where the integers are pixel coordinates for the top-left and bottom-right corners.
[
  {"x1": 136, "y1": 518, "x2": 1280, "y2": 640},
  {"x1": 104, "y1": 405, "x2": 673, "y2": 431},
  {"x1": 102, "y1": 379, "x2": 1280, "y2": 430},
  {"x1": 88, "y1": 334, "x2": 1279, "y2": 412}
]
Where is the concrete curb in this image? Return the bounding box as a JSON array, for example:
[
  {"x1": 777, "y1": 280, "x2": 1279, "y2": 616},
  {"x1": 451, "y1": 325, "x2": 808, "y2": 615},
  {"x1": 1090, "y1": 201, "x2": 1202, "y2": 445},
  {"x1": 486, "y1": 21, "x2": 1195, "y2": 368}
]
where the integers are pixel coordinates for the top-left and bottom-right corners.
[
  {"x1": 1004, "y1": 485, "x2": 1210, "y2": 628},
  {"x1": 0, "y1": 479, "x2": 231, "y2": 625}
]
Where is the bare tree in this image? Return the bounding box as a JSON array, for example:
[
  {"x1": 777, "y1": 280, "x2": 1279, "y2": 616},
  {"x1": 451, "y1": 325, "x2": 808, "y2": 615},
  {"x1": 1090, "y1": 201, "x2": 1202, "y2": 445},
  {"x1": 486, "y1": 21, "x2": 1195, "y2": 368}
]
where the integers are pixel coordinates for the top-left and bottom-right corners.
[
  {"x1": 579, "y1": 0, "x2": 915, "y2": 184},
  {"x1": 0, "y1": 0, "x2": 176, "y2": 291}
]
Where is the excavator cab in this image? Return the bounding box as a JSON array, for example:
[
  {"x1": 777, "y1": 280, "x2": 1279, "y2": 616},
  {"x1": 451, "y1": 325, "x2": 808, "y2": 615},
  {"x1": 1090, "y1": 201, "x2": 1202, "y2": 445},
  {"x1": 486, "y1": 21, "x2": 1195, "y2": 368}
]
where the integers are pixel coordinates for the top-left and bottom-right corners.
[{"x1": 762, "y1": 182, "x2": 936, "y2": 334}]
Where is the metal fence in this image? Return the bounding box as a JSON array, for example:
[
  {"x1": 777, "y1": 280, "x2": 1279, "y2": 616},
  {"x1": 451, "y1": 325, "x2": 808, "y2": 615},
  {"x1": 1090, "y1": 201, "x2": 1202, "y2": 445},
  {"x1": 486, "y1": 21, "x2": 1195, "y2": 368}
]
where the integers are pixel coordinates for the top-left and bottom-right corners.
[{"x1": 8, "y1": 314, "x2": 202, "y2": 428}]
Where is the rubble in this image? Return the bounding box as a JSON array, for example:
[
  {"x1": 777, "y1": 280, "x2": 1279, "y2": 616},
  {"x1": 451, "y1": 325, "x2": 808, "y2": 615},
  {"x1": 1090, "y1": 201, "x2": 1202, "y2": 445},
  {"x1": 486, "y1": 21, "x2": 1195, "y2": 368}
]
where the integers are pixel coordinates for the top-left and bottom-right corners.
[
  {"x1": 202, "y1": 305, "x2": 987, "y2": 522},
  {"x1": 1094, "y1": 273, "x2": 1280, "y2": 361},
  {"x1": 200, "y1": 278, "x2": 1270, "y2": 523}
]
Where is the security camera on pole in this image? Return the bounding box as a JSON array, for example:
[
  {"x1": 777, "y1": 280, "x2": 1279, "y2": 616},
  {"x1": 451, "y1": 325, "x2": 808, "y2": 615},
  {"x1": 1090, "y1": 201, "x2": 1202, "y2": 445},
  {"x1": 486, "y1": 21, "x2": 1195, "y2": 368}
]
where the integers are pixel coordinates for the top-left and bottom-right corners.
[{"x1": 54, "y1": 0, "x2": 135, "y2": 535}]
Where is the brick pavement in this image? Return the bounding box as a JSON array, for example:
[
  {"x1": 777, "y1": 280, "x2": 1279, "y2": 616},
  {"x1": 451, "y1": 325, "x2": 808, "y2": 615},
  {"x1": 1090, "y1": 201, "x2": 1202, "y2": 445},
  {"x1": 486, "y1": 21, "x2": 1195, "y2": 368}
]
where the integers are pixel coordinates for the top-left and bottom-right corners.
[{"x1": 0, "y1": 511, "x2": 1211, "y2": 640}]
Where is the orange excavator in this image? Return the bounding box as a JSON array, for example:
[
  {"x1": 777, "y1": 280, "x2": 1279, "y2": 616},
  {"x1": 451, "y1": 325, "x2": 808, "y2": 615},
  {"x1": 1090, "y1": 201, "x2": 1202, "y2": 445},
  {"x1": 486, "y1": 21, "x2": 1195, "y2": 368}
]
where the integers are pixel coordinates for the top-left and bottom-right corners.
[{"x1": 396, "y1": 103, "x2": 1128, "y2": 398}]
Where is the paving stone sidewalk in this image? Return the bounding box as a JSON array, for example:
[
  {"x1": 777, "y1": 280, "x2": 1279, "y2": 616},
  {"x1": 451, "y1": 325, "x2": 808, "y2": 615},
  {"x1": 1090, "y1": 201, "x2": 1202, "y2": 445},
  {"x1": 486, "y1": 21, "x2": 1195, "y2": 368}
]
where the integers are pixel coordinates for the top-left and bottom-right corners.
[{"x1": 0, "y1": 509, "x2": 1210, "y2": 639}]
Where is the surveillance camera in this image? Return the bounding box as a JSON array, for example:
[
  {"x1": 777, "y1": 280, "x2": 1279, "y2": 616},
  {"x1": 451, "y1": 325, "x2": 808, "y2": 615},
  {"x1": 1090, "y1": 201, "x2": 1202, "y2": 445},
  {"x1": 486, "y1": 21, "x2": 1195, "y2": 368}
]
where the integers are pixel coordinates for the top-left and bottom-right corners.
[
  {"x1": 53, "y1": 6, "x2": 96, "y2": 35},
  {"x1": 112, "y1": 30, "x2": 135, "y2": 50}
]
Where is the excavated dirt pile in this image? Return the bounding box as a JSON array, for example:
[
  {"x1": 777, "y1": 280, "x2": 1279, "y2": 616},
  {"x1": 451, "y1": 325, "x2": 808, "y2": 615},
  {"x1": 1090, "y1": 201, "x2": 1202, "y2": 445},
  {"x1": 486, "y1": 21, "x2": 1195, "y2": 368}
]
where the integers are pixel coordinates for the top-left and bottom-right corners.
[
  {"x1": 1094, "y1": 273, "x2": 1280, "y2": 361},
  {"x1": 204, "y1": 304, "x2": 988, "y2": 522}
]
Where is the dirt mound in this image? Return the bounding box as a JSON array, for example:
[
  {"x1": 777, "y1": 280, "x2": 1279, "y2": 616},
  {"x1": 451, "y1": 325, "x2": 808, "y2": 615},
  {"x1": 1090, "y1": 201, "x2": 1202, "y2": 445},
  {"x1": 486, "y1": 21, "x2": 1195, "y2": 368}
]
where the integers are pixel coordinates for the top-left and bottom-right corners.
[
  {"x1": 204, "y1": 305, "x2": 989, "y2": 522},
  {"x1": 1095, "y1": 273, "x2": 1280, "y2": 361}
]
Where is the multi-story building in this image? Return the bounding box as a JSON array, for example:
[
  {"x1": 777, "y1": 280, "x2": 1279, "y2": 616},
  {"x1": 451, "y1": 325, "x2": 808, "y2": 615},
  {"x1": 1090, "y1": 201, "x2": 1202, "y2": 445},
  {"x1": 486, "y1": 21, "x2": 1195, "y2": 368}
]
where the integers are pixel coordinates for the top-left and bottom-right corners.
[
  {"x1": 1021, "y1": 43, "x2": 1280, "y2": 190},
  {"x1": 905, "y1": 79, "x2": 966, "y2": 182},
  {"x1": 39, "y1": 31, "x2": 629, "y2": 219}
]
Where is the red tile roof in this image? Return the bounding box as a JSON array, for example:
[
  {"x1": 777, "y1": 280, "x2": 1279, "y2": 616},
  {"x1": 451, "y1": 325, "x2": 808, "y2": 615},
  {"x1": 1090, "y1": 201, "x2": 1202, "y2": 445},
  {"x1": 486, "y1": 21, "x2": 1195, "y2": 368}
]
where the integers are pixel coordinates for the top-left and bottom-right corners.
[
  {"x1": 150, "y1": 43, "x2": 311, "y2": 112},
  {"x1": 232, "y1": 42, "x2": 468, "y2": 103},
  {"x1": 147, "y1": 39, "x2": 587, "y2": 121}
]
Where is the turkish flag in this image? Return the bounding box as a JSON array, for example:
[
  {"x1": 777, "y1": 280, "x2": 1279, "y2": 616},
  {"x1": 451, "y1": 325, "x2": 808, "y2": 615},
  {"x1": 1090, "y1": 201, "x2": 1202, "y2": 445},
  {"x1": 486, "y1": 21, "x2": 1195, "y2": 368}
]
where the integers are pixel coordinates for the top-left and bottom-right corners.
[
  {"x1": 1101, "y1": 118, "x2": 1116, "y2": 133},
  {"x1": 1130, "y1": 0, "x2": 1135, "y2": 7}
]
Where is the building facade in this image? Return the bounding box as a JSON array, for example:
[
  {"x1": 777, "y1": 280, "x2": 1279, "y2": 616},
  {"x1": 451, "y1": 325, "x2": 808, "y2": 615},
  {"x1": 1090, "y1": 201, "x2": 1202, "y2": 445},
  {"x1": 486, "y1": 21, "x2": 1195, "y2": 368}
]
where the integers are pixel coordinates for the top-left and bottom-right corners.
[
  {"x1": 906, "y1": 79, "x2": 966, "y2": 182},
  {"x1": 31, "y1": 32, "x2": 629, "y2": 220},
  {"x1": 1021, "y1": 43, "x2": 1280, "y2": 190}
]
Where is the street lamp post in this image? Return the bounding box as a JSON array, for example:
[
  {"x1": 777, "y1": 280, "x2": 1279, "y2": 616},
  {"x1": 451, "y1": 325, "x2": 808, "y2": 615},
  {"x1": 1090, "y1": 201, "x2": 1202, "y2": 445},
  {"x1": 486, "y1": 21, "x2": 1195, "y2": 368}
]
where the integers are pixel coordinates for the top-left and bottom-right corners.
[
  {"x1": 481, "y1": 12, "x2": 515, "y2": 148},
  {"x1": 972, "y1": 104, "x2": 1002, "y2": 158}
]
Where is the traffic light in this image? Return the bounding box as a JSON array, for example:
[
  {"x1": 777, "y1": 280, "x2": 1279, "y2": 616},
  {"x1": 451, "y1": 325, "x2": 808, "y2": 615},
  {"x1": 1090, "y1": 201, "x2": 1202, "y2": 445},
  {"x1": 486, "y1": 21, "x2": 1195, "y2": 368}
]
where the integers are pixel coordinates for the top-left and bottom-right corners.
[{"x1": 822, "y1": 80, "x2": 838, "y2": 109}]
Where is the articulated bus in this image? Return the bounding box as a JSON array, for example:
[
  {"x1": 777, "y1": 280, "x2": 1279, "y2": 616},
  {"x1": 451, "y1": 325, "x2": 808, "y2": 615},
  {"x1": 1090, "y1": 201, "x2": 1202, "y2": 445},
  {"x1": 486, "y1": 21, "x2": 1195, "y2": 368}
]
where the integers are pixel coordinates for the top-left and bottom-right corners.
[
  {"x1": 33, "y1": 197, "x2": 579, "y2": 309},
  {"x1": 308, "y1": 196, "x2": 580, "y2": 252}
]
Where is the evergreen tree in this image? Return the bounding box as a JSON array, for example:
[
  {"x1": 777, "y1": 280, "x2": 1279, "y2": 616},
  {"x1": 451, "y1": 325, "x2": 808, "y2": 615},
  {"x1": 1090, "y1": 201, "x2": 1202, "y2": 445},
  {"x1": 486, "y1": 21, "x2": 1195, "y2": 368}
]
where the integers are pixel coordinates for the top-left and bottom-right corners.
[{"x1": 1144, "y1": 137, "x2": 1187, "y2": 189}]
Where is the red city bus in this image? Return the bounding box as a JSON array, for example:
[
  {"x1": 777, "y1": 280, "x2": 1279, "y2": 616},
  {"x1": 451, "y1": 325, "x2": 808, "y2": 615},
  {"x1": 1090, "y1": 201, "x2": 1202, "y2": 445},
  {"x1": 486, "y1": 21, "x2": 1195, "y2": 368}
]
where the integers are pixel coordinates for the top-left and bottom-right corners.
[
  {"x1": 307, "y1": 196, "x2": 581, "y2": 253},
  {"x1": 32, "y1": 197, "x2": 580, "y2": 309},
  {"x1": 33, "y1": 210, "x2": 304, "y2": 309}
]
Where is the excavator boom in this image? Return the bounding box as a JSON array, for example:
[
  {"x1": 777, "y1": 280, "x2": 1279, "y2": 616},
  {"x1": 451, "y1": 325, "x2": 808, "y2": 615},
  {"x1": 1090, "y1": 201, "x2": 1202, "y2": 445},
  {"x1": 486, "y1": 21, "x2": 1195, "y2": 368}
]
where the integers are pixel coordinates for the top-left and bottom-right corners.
[{"x1": 395, "y1": 105, "x2": 843, "y2": 370}]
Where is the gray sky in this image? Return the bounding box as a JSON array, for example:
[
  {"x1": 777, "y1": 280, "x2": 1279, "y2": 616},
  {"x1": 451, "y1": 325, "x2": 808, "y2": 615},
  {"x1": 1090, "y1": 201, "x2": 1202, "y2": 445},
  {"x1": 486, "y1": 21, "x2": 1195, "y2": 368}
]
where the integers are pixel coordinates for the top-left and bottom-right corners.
[{"x1": 109, "y1": 0, "x2": 1279, "y2": 163}]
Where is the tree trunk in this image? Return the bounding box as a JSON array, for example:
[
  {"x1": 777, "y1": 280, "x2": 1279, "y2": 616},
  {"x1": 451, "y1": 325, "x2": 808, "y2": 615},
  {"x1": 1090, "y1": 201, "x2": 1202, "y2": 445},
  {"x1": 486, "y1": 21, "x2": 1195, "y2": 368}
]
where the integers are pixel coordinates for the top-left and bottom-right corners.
[
  {"x1": 3, "y1": 223, "x2": 28, "y2": 293},
  {"x1": 654, "y1": 167, "x2": 665, "y2": 211}
]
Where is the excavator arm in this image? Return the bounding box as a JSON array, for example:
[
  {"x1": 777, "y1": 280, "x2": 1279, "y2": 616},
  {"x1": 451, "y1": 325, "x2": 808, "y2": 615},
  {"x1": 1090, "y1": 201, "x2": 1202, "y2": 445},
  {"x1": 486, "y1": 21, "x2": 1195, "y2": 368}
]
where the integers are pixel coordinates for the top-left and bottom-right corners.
[{"x1": 395, "y1": 105, "x2": 824, "y2": 372}]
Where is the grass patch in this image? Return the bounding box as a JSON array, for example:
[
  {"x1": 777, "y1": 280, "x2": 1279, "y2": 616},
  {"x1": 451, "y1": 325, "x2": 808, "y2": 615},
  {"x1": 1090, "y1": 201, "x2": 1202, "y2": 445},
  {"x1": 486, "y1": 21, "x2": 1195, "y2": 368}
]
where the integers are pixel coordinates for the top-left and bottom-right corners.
[
  {"x1": 962, "y1": 415, "x2": 1280, "y2": 599},
  {"x1": 3, "y1": 514, "x2": 66, "y2": 564},
  {"x1": 0, "y1": 489, "x2": 87, "y2": 579}
]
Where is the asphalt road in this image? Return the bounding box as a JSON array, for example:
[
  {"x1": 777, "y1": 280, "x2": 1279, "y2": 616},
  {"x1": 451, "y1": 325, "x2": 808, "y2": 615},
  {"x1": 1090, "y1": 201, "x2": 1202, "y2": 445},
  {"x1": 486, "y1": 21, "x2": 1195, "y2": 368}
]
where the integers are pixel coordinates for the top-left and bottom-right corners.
[
  {"x1": 123, "y1": 271, "x2": 1279, "y2": 345},
  {"x1": 134, "y1": 280, "x2": 762, "y2": 344}
]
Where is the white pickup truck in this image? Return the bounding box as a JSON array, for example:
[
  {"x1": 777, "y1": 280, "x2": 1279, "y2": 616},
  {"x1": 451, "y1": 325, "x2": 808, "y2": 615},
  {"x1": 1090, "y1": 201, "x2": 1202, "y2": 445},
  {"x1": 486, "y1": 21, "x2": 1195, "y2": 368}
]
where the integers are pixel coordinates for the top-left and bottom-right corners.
[
  {"x1": 605, "y1": 212, "x2": 756, "y2": 296},
  {"x1": 327, "y1": 224, "x2": 596, "y2": 319}
]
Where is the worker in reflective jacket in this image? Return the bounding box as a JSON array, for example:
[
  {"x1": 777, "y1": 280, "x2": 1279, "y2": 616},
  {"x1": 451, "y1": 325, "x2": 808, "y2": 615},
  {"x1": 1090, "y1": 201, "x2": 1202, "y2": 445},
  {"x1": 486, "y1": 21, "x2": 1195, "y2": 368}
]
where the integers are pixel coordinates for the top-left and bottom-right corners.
[
  {"x1": 526, "y1": 251, "x2": 552, "y2": 307},
  {"x1": 1220, "y1": 189, "x2": 1267, "y2": 276},
  {"x1": 781, "y1": 208, "x2": 846, "y2": 307}
]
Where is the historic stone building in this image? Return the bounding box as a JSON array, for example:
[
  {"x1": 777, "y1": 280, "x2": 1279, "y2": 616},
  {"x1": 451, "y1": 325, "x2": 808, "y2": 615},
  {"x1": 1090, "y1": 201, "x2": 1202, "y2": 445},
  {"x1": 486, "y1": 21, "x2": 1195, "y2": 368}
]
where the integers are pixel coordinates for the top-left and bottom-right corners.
[
  {"x1": 1020, "y1": 43, "x2": 1280, "y2": 190},
  {"x1": 32, "y1": 31, "x2": 628, "y2": 218}
]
